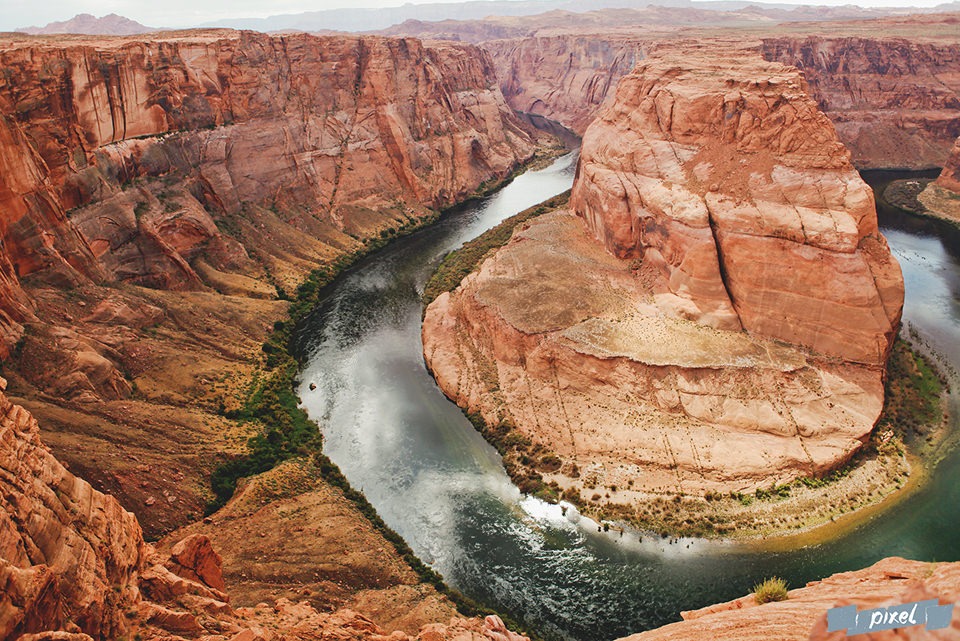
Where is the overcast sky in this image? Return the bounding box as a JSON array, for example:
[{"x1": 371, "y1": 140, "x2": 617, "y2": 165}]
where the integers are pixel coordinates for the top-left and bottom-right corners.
[{"x1": 3, "y1": 0, "x2": 951, "y2": 32}]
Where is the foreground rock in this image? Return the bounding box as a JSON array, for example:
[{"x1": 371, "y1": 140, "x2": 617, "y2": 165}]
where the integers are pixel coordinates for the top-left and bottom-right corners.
[
  {"x1": 0, "y1": 375, "x2": 531, "y2": 641},
  {"x1": 423, "y1": 49, "x2": 903, "y2": 514},
  {"x1": 619, "y1": 557, "x2": 960, "y2": 641}
]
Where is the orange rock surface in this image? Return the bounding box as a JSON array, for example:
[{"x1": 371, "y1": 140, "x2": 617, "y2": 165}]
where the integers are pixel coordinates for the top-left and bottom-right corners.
[
  {"x1": 483, "y1": 25, "x2": 960, "y2": 167},
  {"x1": 423, "y1": 48, "x2": 903, "y2": 499},
  {"x1": 935, "y1": 136, "x2": 960, "y2": 194},
  {"x1": 0, "y1": 30, "x2": 534, "y2": 360},
  {"x1": 0, "y1": 30, "x2": 534, "y2": 535},
  {"x1": 572, "y1": 49, "x2": 902, "y2": 365},
  {"x1": 618, "y1": 557, "x2": 960, "y2": 641}
]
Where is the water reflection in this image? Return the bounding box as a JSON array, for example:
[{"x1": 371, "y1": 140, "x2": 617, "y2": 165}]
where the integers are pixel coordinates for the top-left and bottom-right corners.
[{"x1": 296, "y1": 162, "x2": 960, "y2": 641}]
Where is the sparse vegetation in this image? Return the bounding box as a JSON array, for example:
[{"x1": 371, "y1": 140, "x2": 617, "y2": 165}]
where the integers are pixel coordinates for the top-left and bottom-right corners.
[
  {"x1": 877, "y1": 337, "x2": 946, "y2": 441},
  {"x1": 422, "y1": 190, "x2": 571, "y2": 306},
  {"x1": 753, "y1": 577, "x2": 789, "y2": 604}
]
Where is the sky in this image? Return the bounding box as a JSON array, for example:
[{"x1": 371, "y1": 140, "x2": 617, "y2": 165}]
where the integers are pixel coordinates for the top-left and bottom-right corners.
[{"x1": 2, "y1": 0, "x2": 953, "y2": 32}]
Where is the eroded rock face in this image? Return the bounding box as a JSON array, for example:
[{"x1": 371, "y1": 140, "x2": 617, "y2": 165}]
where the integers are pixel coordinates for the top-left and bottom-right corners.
[
  {"x1": 0, "y1": 31, "x2": 534, "y2": 359},
  {"x1": 423, "y1": 49, "x2": 903, "y2": 499},
  {"x1": 936, "y1": 135, "x2": 960, "y2": 194},
  {"x1": 0, "y1": 375, "x2": 145, "y2": 639},
  {"x1": 0, "y1": 29, "x2": 534, "y2": 539},
  {"x1": 485, "y1": 31, "x2": 960, "y2": 168},
  {"x1": 618, "y1": 557, "x2": 960, "y2": 641},
  {"x1": 760, "y1": 36, "x2": 960, "y2": 169},
  {"x1": 572, "y1": 50, "x2": 902, "y2": 365},
  {"x1": 487, "y1": 35, "x2": 647, "y2": 134}
]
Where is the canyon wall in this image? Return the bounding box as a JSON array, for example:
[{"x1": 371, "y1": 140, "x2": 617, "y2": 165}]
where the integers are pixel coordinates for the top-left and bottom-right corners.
[
  {"x1": 917, "y1": 133, "x2": 960, "y2": 223},
  {"x1": 484, "y1": 29, "x2": 960, "y2": 168},
  {"x1": 0, "y1": 375, "x2": 531, "y2": 641},
  {"x1": 760, "y1": 36, "x2": 960, "y2": 169},
  {"x1": 0, "y1": 31, "x2": 534, "y2": 537},
  {"x1": 485, "y1": 35, "x2": 646, "y2": 135},
  {"x1": 0, "y1": 30, "x2": 533, "y2": 357},
  {"x1": 935, "y1": 135, "x2": 960, "y2": 193},
  {"x1": 423, "y1": 47, "x2": 903, "y2": 511}
]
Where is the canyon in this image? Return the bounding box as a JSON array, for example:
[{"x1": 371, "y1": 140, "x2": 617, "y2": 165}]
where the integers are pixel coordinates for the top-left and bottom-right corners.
[
  {"x1": 0, "y1": 29, "x2": 534, "y2": 537},
  {"x1": 1, "y1": 8, "x2": 960, "y2": 641},
  {"x1": 0, "y1": 28, "x2": 538, "y2": 640},
  {"x1": 422, "y1": 46, "x2": 904, "y2": 514},
  {"x1": 462, "y1": 17, "x2": 960, "y2": 169}
]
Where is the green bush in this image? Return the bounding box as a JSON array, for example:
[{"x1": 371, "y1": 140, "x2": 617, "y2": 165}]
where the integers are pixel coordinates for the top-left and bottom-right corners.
[{"x1": 753, "y1": 577, "x2": 789, "y2": 604}]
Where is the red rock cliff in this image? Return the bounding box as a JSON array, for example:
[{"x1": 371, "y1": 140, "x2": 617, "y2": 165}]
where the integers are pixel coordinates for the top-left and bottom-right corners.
[
  {"x1": 935, "y1": 135, "x2": 960, "y2": 193},
  {"x1": 484, "y1": 28, "x2": 960, "y2": 168},
  {"x1": 486, "y1": 35, "x2": 646, "y2": 134},
  {"x1": 760, "y1": 35, "x2": 960, "y2": 169},
  {"x1": 0, "y1": 30, "x2": 534, "y2": 537},
  {"x1": 571, "y1": 49, "x2": 903, "y2": 365},
  {"x1": 0, "y1": 373, "x2": 534, "y2": 641},
  {"x1": 0, "y1": 31, "x2": 534, "y2": 358}
]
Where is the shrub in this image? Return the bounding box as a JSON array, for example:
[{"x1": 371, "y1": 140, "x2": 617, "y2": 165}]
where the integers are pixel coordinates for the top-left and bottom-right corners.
[{"x1": 753, "y1": 577, "x2": 789, "y2": 604}]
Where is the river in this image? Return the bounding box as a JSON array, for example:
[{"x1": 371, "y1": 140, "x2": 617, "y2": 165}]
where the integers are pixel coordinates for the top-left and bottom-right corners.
[{"x1": 295, "y1": 156, "x2": 960, "y2": 641}]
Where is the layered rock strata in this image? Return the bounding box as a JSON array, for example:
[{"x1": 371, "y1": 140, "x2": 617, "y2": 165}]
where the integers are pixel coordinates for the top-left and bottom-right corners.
[
  {"x1": 0, "y1": 31, "x2": 534, "y2": 535},
  {"x1": 760, "y1": 36, "x2": 960, "y2": 169},
  {"x1": 0, "y1": 374, "x2": 531, "y2": 641},
  {"x1": 484, "y1": 27, "x2": 960, "y2": 167},
  {"x1": 423, "y1": 50, "x2": 903, "y2": 500},
  {"x1": 486, "y1": 35, "x2": 647, "y2": 134}
]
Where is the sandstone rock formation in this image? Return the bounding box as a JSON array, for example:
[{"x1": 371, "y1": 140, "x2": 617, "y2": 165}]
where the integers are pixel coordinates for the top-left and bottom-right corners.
[
  {"x1": 0, "y1": 374, "x2": 532, "y2": 641},
  {"x1": 0, "y1": 30, "x2": 534, "y2": 535},
  {"x1": 486, "y1": 35, "x2": 646, "y2": 134},
  {"x1": 0, "y1": 375, "x2": 144, "y2": 638},
  {"x1": 918, "y1": 134, "x2": 960, "y2": 224},
  {"x1": 573, "y1": 50, "x2": 902, "y2": 365},
  {"x1": 423, "y1": 48, "x2": 903, "y2": 505},
  {"x1": 0, "y1": 29, "x2": 533, "y2": 355},
  {"x1": 482, "y1": 22, "x2": 960, "y2": 167},
  {"x1": 760, "y1": 35, "x2": 960, "y2": 169},
  {"x1": 618, "y1": 557, "x2": 960, "y2": 641},
  {"x1": 937, "y1": 136, "x2": 960, "y2": 194}
]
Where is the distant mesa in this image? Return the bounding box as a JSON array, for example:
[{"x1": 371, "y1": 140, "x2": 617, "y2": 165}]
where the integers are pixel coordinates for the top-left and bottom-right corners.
[{"x1": 15, "y1": 13, "x2": 156, "y2": 36}]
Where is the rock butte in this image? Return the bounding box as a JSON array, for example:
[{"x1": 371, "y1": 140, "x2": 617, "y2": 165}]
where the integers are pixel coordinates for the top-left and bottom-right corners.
[{"x1": 423, "y1": 48, "x2": 904, "y2": 499}]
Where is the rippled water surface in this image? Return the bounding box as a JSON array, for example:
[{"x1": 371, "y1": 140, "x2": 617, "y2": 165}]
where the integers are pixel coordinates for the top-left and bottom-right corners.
[{"x1": 297, "y1": 160, "x2": 960, "y2": 641}]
